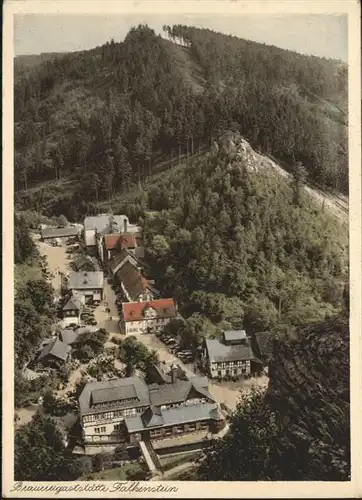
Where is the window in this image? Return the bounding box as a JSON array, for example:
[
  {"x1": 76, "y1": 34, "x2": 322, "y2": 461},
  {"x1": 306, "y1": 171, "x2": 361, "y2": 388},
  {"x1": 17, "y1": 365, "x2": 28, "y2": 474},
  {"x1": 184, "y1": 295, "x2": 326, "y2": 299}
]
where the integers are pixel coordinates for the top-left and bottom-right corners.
[
  {"x1": 233, "y1": 369, "x2": 238, "y2": 375},
  {"x1": 217, "y1": 371, "x2": 222, "y2": 377},
  {"x1": 242, "y1": 368, "x2": 247, "y2": 374},
  {"x1": 114, "y1": 424, "x2": 121, "y2": 431},
  {"x1": 95, "y1": 426, "x2": 107, "y2": 434}
]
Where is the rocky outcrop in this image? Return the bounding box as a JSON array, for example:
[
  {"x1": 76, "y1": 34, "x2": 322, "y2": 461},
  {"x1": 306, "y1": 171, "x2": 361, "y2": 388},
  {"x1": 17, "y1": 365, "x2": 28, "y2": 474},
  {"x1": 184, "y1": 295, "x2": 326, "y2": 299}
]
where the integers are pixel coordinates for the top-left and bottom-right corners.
[{"x1": 266, "y1": 312, "x2": 350, "y2": 480}]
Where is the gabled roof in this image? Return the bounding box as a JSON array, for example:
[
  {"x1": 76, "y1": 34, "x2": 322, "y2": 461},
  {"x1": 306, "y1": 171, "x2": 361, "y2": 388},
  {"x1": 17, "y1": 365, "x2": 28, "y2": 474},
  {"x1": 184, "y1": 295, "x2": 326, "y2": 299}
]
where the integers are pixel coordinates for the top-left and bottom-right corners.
[
  {"x1": 116, "y1": 262, "x2": 152, "y2": 301},
  {"x1": 91, "y1": 384, "x2": 137, "y2": 405},
  {"x1": 141, "y1": 406, "x2": 164, "y2": 428},
  {"x1": 73, "y1": 255, "x2": 99, "y2": 271},
  {"x1": 79, "y1": 376, "x2": 150, "y2": 415},
  {"x1": 59, "y1": 328, "x2": 81, "y2": 345},
  {"x1": 62, "y1": 293, "x2": 84, "y2": 311},
  {"x1": 60, "y1": 326, "x2": 100, "y2": 345},
  {"x1": 67, "y1": 271, "x2": 104, "y2": 290},
  {"x1": 148, "y1": 378, "x2": 214, "y2": 406},
  {"x1": 122, "y1": 298, "x2": 176, "y2": 322},
  {"x1": 103, "y1": 233, "x2": 122, "y2": 250},
  {"x1": 125, "y1": 403, "x2": 222, "y2": 433},
  {"x1": 118, "y1": 233, "x2": 137, "y2": 250},
  {"x1": 109, "y1": 250, "x2": 138, "y2": 274},
  {"x1": 36, "y1": 338, "x2": 71, "y2": 362},
  {"x1": 205, "y1": 338, "x2": 255, "y2": 363}
]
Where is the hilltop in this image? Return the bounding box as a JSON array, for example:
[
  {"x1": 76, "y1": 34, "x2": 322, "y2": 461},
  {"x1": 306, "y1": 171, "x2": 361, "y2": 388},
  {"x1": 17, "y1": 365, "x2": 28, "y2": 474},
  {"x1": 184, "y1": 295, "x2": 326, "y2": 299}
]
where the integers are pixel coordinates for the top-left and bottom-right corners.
[{"x1": 14, "y1": 24, "x2": 348, "y2": 222}]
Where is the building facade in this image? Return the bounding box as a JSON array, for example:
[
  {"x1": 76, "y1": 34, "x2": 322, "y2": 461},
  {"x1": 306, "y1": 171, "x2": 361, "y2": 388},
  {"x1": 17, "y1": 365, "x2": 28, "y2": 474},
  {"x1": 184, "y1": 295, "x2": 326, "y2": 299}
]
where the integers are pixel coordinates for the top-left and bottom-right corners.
[
  {"x1": 204, "y1": 330, "x2": 255, "y2": 379},
  {"x1": 78, "y1": 369, "x2": 225, "y2": 451},
  {"x1": 121, "y1": 299, "x2": 177, "y2": 335}
]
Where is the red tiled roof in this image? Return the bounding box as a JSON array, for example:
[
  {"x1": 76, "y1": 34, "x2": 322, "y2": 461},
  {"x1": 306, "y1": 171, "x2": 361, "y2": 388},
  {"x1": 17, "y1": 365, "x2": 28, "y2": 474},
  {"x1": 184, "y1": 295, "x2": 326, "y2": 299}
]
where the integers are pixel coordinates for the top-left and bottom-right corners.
[
  {"x1": 104, "y1": 234, "x2": 122, "y2": 250},
  {"x1": 122, "y1": 298, "x2": 176, "y2": 322},
  {"x1": 119, "y1": 233, "x2": 137, "y2": 250}
]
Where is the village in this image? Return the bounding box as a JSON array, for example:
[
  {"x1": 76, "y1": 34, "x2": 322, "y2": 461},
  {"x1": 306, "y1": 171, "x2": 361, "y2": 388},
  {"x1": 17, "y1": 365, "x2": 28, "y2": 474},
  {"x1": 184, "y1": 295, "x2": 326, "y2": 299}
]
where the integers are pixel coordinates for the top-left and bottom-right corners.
[{"x1": 18, "y1": 213, "x2": 270, "y2": 478}]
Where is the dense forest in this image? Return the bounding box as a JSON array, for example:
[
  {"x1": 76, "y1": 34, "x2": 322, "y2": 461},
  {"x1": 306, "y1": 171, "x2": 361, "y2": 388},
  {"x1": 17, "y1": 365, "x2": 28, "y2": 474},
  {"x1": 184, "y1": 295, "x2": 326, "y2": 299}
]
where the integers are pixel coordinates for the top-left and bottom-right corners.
[
  {"x1": 14, "y1": 215, "x2": 55, "y2": 371},
  {"x1": 141, "y1": 133, "x2": 348, "y2": 343},
  {"x1": 14, "y1": 24, "x2": 348, "y2": 220}
]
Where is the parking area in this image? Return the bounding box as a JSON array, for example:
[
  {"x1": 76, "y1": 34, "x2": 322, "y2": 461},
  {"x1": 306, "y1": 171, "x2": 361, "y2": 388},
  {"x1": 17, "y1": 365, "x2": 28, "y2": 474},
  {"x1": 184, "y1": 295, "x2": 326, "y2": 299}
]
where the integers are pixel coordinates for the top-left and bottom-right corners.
[
  {"x1": 208, "y1": 375, "x2": 269, "y2": 411},
  {"x1": 36, "y1": 239, "x2": 70, "y2": 295}
]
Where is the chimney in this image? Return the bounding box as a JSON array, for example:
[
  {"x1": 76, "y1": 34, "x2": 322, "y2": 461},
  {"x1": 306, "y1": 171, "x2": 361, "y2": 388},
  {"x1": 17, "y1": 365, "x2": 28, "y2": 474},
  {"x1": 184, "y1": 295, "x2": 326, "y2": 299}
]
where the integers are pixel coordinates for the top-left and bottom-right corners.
[
  {"x1": 124, "y1": 218, "x2": 128, "y2": 233},
  {"x1": 170, "y1": 363, "x2": 178, "y2": 384}
]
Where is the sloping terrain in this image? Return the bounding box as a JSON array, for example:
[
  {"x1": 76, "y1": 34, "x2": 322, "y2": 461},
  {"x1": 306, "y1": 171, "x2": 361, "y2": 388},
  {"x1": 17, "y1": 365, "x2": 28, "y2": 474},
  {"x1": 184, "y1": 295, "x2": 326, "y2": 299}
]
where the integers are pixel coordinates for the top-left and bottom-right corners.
[
  {"x1": 266, "y1": 311, "x2": 349, "y2": 480},
  {"x1": 162, "y1": 39, "x2": 205, "y2": 93},
  {"x1": 14, "y1": 24, "x2": 348, "y2": 214}
]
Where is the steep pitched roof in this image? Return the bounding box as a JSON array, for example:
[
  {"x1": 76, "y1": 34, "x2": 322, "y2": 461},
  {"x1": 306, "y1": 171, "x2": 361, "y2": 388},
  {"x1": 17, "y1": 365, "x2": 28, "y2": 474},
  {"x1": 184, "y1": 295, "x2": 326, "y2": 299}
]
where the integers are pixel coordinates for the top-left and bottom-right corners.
[
  {"x1": 36, "y1": 338, "x2": 71, "y2": 362},
  {"x1": 122, "y1": 298, "x2": 176, "y2": 322},
  {"x1": 103, "y1": 233, "x2": 122, "y2": 250},
  {"x1": 79, "y1": 376, "x2": 150, "y2": 415},
  {"x1": 206, "y1": 338, "x2": 255, "y2": 363},
  {"x1": 116, "y1": 262, "x2": 151, "y2": 301},
  {"x1": 119, "y1": 233, "x2": 137, "y2": 249},
  {"x1": 109, "y1": 250, "x2": 138, "y2": 274}
]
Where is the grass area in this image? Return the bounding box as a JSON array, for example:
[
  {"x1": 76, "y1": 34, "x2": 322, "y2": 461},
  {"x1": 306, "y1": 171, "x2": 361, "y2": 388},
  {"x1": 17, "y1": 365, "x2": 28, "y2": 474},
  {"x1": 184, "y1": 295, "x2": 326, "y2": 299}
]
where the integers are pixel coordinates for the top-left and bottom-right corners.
[
  {"x1": 159, "y1": 450, "x2": 201, "y2": 471},
  {"x1": 80, "y1": 462, "x2": 145, "y2": 481}
]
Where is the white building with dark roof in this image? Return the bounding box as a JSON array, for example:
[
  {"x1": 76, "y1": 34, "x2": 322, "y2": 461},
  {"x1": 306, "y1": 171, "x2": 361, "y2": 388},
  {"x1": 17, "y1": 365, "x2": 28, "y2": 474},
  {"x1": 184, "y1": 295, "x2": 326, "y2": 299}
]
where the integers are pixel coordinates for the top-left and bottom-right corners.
[
  {"x1": 204, "y1": 330, "x2": 255, "y2": 379},
  {"x1": 67, "y1": 271, "x2": 104, "y2": 302},
  {"x1": 78, "y1": 366, "x2": 225, "y2": 452}
]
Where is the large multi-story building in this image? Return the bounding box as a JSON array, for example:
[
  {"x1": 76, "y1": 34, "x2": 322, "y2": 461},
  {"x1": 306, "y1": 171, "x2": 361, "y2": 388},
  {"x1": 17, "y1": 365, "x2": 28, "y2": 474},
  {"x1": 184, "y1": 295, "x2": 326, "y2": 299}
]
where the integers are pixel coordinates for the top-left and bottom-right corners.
[
  {"x1": 204, "y1": 330, "x2": 255, "y2": 379},
  {"x1": 121, "y1": 298, "x2": 177, "y2": 335},
  {"x1": 83, "y1": 214, "x2": 140, "y2": 256},
  {"x1": 78, "y1": 365, "x2": 225, "y2": 453}
]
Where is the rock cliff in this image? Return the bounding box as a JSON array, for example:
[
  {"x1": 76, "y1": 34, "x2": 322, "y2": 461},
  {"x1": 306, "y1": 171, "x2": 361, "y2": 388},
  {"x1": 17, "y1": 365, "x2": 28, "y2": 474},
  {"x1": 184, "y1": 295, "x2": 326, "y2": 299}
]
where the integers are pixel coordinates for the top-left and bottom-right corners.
[{"x1": 266, "y1": 307, "x2": 350, "y2": 480}]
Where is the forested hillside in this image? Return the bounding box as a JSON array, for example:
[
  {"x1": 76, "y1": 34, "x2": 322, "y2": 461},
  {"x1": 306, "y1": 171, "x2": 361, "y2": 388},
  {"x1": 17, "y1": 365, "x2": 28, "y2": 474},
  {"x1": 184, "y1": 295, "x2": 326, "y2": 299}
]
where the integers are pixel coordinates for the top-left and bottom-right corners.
[
  {"x1": 14, "y1": 216, "x2": 55, "y2": 371},
  {"x1": 141, "y1": 133, "x2": 348, "y2": 343},
  {"x1": 14, "y1": 24, "x2": 348, "y2": 220}
]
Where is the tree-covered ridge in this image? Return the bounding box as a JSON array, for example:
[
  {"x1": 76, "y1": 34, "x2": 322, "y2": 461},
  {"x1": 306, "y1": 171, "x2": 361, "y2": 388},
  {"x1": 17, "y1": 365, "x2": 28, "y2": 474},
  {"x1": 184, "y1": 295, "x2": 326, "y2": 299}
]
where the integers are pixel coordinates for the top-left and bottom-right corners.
[
  {"x1": 143, "y1": 134, "x2": 347, "y2": 340},
  {"x1": 14, "y1": 23, "x2": 348, "y2": 213}
]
